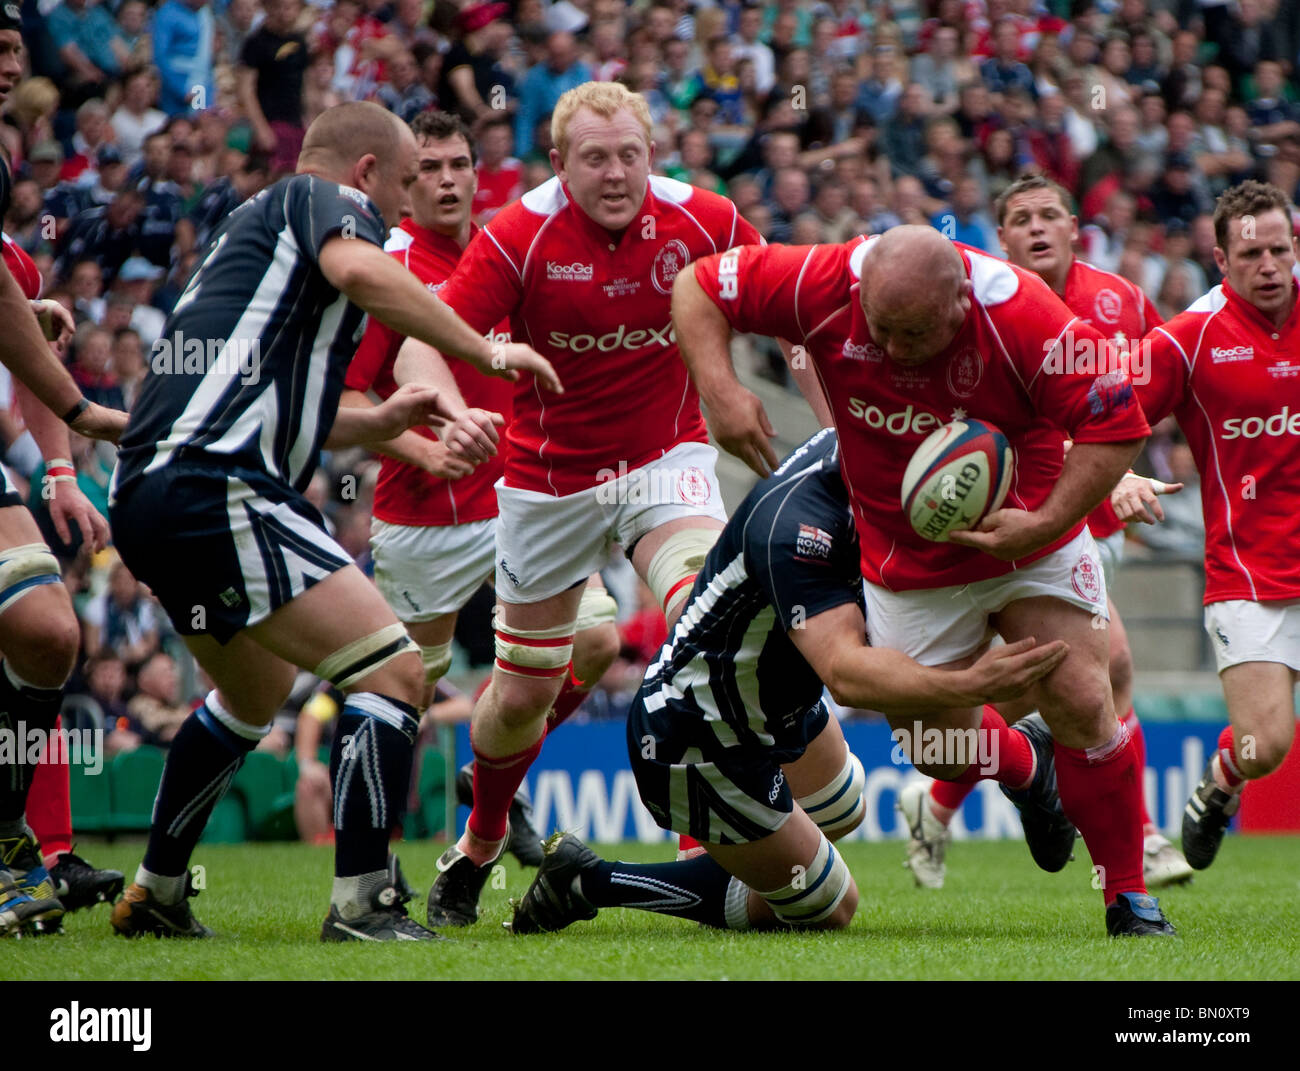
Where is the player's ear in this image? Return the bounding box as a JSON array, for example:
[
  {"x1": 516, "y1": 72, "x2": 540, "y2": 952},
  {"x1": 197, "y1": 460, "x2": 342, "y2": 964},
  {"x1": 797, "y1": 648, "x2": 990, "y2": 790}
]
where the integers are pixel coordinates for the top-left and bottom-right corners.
[
  {"x1": 352, "y1": 152, "x2": 380, "y2": 194},
  {"x1": 548, "y1": 147, "x2": 565, "y2": 183},
  {"x1": 1069, "y1": 215, "x2": 1079, "y2": 242},
  {"x1": 1212, "y1": 243, "x2": 1228, "y2": 276}
]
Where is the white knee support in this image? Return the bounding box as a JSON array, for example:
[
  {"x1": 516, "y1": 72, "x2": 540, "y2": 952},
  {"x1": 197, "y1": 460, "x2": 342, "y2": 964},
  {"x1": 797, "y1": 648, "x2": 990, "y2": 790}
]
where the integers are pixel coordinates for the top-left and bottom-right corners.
[
  {"x1": 759, "y1": 833, "x2": 852, "y2": 927},
  {"x1": 419, "y1": 642, "x2": 453, "y2": 686},
  {"x1": 314, "y1": 623, "x2": 419, "y2": 690},
  {"x1": 796, "y1": 752, "x2": 866, "y2": 838},
  {"x1": 494, "y1": 618, "x2": 575, "y2": 679},
  {"x1": 0, "y1": 542, "x2": 62, "y2": 616},
  {"x1": 574, "y1": 588, "x2": 618, "y2": 633},
  {"x1": 645, "y1": 528, "x2": 720, "y2": 614}
]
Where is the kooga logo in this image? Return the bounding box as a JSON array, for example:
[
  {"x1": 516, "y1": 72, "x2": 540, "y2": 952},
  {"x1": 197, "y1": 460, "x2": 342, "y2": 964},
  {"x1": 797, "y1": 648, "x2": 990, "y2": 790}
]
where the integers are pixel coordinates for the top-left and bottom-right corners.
[{"x1": 547, "y1": 261, "x2": 594, "y2": 281}]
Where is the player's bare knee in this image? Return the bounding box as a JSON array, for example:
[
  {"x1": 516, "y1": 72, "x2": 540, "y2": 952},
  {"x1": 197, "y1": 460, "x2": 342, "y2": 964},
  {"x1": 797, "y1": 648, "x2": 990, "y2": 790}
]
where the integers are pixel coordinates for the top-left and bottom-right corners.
[
  {"x1": 350, "y1": 649, "x2": 425, "y2": 708},
  {"x1": 1235, "y1": 719, "x2": 1295, "y2": 779},
  {"x1": 491, "y1": 671, "x2": 562, "y2": 728},
  {"x1": 572, "y1": 622, "x2": 620, "y2": 684},
  {"x1": 7, "y1": 613, "x2": 80, "y2": 687}
]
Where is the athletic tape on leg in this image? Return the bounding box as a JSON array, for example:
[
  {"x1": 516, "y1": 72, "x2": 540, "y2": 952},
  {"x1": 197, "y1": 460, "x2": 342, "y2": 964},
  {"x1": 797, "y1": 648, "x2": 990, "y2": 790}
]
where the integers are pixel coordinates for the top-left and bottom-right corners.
[
  {"x1": 574, "y1": 589, "x2": 618, "y2": 633},
  {"x1": 0, "y1": 543, "x2": 62, "y2": 616},
  {"x1": 419, "y1": 642, "x2": 453, "y2": 686},
  {"x1": 315, "y1": 623, "x2": 419, "y2": 690},
  {"x1": 494, "y1": 619, "x2": 575, "y2": 678},
  {"x1": 645, "y1": 528, "x2": 720, "y2": 614},
  {"x1": 759, "y1": 832, "x2": 851, "y2": 926},
  {"x1": 796, "y1": 752, "x2": 866, "y2": 838}
]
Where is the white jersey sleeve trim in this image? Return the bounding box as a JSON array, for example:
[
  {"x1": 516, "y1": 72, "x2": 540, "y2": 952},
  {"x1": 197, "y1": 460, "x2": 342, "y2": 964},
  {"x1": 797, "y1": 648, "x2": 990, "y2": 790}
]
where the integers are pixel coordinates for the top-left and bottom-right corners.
[
  {"x1": 383, "y1": 229, "x2": 414, "y2": 254},
  {"x1": 519, "y1": 176, "x2": 566, "y2": 215},
  {"x1": 964, "y1": 248, "x2": 1021, "y2": 306},
  {"x1": 1186, "y1": 285, "x2": 1227, "y2": 315}
]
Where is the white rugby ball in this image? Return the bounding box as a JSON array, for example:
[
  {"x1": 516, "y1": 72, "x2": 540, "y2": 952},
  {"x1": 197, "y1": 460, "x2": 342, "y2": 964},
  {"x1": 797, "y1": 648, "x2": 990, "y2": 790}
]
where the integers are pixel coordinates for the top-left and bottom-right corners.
[{"x1": 900, "y1": 419, "x2": 1014, "y2": 542}]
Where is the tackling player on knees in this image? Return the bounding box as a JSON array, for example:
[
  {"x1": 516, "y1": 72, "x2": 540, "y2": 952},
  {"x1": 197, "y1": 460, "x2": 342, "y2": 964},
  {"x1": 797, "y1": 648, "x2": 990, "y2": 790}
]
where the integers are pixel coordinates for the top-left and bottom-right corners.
[
  {"x1": 423, "y1": 82, "x2": 761, "y2": 927},
  {"x1": 509, "y1": 431, "x2": 1065, "y2": 935},
  {"x1": 104, "y1": 102, "x2": 557, "y2": 942},
  {"x1": 1132, "y1": 181, "x2": 1300, "y2": 872},
  {"x1": 339, "y1": 111, "x2": 620, "y2": 865}
]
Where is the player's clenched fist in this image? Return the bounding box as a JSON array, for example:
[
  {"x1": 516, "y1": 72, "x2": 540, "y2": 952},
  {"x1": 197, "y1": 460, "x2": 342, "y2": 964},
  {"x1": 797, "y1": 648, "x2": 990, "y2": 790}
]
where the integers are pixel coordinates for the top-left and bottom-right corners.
[
  {"x1": 443, "y1": 407, "x2": 504, "y2": 463},
  {"x1": 487, "y1": 342, "x2": 563, "y2": 394},
  {"x1": 373, "y1": 383, "x2": 450, "y2": 439},
  {"x1": 705, "y1": 386, "x2": 778, "y2": 478}
]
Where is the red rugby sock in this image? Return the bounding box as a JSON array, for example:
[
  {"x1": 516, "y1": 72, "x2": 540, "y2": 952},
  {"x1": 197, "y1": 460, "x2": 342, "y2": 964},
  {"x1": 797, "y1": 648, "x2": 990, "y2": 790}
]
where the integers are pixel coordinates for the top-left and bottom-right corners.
[
  {"x1": 1053, "y1": 722, "x2": 1145, "y2": 904},
  {"x1": 28, "y1": 715, "x2": 73, "y2": 860},
  {"x1": 1215, "y1": 725, "x2": 1246, "y2": 789},
  {"x1": 465, "y1": 727, "x2": 547, "y2": 857}
]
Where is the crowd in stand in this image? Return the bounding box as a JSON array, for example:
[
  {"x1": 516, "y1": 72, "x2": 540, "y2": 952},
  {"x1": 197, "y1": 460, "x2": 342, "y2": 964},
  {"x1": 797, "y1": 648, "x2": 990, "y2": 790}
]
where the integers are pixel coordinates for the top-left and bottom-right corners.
[{"x1": 5, "y1": 0, "x2": 1288, "y2": 714}]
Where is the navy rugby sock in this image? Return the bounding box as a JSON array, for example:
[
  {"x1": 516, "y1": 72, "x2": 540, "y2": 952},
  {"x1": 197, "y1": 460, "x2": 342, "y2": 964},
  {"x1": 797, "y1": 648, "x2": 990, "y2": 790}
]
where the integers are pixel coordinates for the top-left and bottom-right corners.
[
  {"x1": 142, "y1": 694, "x2": 264, "y2": 882},
  {"x1": 579, "y1": 854, "x2": 744, "y2": 929},
  {"x1": 329, "y1": 693, "x2": 419, "y2": 879},
  {"x1": 0, "y1": 660, "x2": 61, "y2": 823}
]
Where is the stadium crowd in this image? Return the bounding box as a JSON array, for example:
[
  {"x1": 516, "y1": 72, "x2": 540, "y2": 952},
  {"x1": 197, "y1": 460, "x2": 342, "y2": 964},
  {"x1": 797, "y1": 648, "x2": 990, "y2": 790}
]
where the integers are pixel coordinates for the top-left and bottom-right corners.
[{"x1": 4, "y1": 0, "x2": 1293, "y2": 725}]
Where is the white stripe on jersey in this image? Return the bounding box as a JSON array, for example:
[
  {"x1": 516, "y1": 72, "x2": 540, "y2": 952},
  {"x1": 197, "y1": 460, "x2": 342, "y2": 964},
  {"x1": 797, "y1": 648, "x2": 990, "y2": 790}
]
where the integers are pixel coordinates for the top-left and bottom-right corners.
[
  {"x1": 142, "y1": 221, "x2": 299, "y2": 479},
  {"x1": 285, "y1": 297, "x2": 344, "y2": 485}
]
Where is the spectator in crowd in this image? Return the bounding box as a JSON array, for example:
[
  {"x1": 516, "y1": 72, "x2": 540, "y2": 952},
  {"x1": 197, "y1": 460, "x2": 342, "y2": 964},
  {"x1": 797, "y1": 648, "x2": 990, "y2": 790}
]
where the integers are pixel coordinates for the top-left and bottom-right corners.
[
  {"x1": 154, "y1": 0, "x2": 216, "y2": 115},
  {"x1": 765, "y1": 165, "x2": 810, "y2": 242},
  {"x1": 65, "y1": 258, "x2": 106, "y2": 322},
  {"x1": 911, "y1": 23, "x2": 975, "y2": 116},
  {"x1": 109, "y1": 259, "x2": 167, "y2": 343},
  {"x1": 1190, "y1": 86, "x2": 1254, "y2": 196},
  {"x1": 1151, "y1": 152, "x2": 1212, "y2": 227},
  {"x1": 733, "y1": 3, "x2": 775, "y2": 97},
  {"x1": 133, "y1": 137, "x2": 186, "y2": 268},
  {"x1": 882, "y1": 82, "x2": 931, "y2": 178},
  {"x1": 981, "y1": 17, "x2": 1035, "y2": 101},
  {"x1": 111, "y1": 326, "x2": 147, "y2": 409},
  {"x1": 60, "y1": 99, "x2": 112, "y2": 183},
  {"x1": 76, "y1": 653, "x2": 138, "y2": 757},
  {"x1": 377, "y1": 48, "x2": 435, "y2": 122},
  {"x1": 111, "y1": 67, "x2": 168, "y2": 169},
  {"x1": 82, "y1": 560, "x2": 160, "y2": 668},
  {"x1": 856, "y1": 43, "x2": 906, "y2": 124},
  {"x1": 55, "y1": 187, "x2": 146, "y2": 287},
  {"x1": 177, "y1": 152, "x2": 270, "y2": 258},
  {"x1": 303, "y1": 48, "x2": 346, "y2": 124},
  {"x1": 69, "y1": 321, "x2": 125, "y2": 411},
  {"x1": 5, "y1": 179, "x2": 47, "y2": 255},
  {"x1": 851, "y1": 174, "x2": 901, "y2": 234},
  {"x1": 217, "y1": 0, "x2": 259, "y2": 68},
  {"x1": 7, "y1": 78, "x2": 60, "y2": 154},
  {"x1": 810, "y1": 177, "x2": 859, "y2": 244},
  {"x1": 1162, "y1": 29, "x2": 1202, "y2": 112},
  {"x1": 46, "y1": 0, "x2": 129, "y2": 94},
  {"x1": 127, "y1": 652, "x2": 192, "y2": 747},
  {"x1": 438, "y1": 2, "x2": 516, "y2": 130},
  {"x1": 932, "y1": 173, "x2": 999, "y2": 254},
  {"x1": 515, "y1": 31, "x2": 592, "y2": 156},
  {"x1": 239, "y1": 0, "x2": 312, "y2": 177}
]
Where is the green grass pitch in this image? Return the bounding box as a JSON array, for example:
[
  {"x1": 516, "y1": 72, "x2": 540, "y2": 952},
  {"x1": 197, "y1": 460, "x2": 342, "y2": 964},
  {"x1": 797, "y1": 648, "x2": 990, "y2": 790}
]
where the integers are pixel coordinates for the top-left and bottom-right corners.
[{"x1": 11, "y1": 837, "x2": 1300, "y2": 980}]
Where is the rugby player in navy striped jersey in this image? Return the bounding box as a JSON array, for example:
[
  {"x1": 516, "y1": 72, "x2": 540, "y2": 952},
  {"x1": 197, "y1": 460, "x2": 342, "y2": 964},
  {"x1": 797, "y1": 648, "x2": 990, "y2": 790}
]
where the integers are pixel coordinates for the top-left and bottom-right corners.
[{"x1": 107, "y1": 101, "x2": 560, "y2": 942}]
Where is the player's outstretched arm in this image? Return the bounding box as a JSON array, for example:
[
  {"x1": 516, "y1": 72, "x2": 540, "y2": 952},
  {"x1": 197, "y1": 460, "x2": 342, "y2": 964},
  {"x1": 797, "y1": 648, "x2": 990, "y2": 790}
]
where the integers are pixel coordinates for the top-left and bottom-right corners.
[
  {"x1": 672, "y1": 269, "x2": 777, "y2": 477},
  {"x1": 325, "y1": 383, "x2": 448, "y2": 448},
  {"x1": 392, "y1": 337, "x2": 503, "y2": 461},
  {"x1": 948, "y1": 438, "x2": 1145, "y2": 561},
  {"x1": 789, "y1": 603, "x2": 1069, "y2": 713},
  {"x1": 0, "y1": 267, "x2": 127, "y2": 443},
  {"x1": 336, "y1": 388, "x2": 475, "y2": 479},
  {"x1": 317, "y1": 237, "x2": 561, "y2": 392}
]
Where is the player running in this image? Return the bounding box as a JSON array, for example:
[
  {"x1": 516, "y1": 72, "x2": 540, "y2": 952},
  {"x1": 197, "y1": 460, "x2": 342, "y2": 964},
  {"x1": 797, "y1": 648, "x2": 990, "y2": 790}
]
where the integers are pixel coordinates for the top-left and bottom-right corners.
[
  {"x1": 423, "y1": 82, "x2": 763, "y2": 927},
  {"x1": 509, "y1": 429, "x2": 1069, "y2": 935},
  {"x1": 105, "y1": 101, "x2": 559, "y2": 942},
  {"x1": 677, "y1": 225, "x2": 1178, "y2": 936},
  {"x1": 340, "y1": 110, "x2": 619, "y2": 864},
  {"x1": 892, "y1": 173, "x2": 1192, "y2": 891},
  {"x1": 0, "y1": 12, "x2": 128, "y2": 937},
  {"x1": 1133, "y1": 180, "x2": 1300, "y2": 872}
]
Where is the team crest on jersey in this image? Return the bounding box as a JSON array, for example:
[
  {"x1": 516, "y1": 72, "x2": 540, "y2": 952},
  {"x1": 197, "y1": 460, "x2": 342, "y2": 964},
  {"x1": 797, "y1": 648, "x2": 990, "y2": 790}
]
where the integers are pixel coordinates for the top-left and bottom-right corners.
[
  {"x1": 1071, "y1": 553, "x2": 1102, "y2": 603},
  {"x1": 795, "y1": 523, "x2": 834, "y2": 562},
  {"x1": 651, "y1": 240, "x2": 690, "y2": 295},
  {"x1": 1093, "y1": 289, "x2": 1122, "y2": 325},
  {"x1": 946, "y1": 347, "x2": 983, "y2": 398},
  {"x1": 676, "y1": 466, "x2": 711, "y2": 505}
]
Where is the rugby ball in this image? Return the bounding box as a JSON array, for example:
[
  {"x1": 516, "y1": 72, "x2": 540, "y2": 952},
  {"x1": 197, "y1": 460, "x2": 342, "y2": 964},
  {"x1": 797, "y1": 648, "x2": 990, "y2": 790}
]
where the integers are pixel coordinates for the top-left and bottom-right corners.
[{"x1": 900, "y1": 419, "x2": 1013, "y2": 542}]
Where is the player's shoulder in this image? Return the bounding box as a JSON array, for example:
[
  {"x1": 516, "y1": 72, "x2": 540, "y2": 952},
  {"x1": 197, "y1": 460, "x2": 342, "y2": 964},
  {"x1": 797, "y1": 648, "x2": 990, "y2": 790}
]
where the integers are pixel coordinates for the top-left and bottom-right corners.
[
  {"x1": 649, "y1": 174, "x2": 734, "y2": 217},
  {"x1": 383, "y1": 226, "x2": 415, "y2": 255},
  {"x1": 747, "y1": 429, "x2": 846, "y2": 526},
  {"x1": 1152, "y1": 285, "x2": 1228, "y2": 348},
  {"x1": 955, "y1": 241, "x2": 1040, "y2": 309}
]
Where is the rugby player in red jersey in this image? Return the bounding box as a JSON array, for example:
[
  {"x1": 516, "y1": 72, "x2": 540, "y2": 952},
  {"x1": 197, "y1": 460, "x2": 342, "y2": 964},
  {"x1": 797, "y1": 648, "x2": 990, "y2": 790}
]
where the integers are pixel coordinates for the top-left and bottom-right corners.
[
  {"x1": 424, "y1": 82, "x2": 763, "y2": 927},
  {"x1": 340, "y1": 111, "x2": 619, "y2": 865},
  {"x1": 1134, "y1": 181, "x2": 1300, "y2": 872},
  {"x1": 890, "y1": 174, "x2": 1192, "y2": 890},
  {"x1": 678, "y1": 224, "x2": 1177, "y2": 936}
]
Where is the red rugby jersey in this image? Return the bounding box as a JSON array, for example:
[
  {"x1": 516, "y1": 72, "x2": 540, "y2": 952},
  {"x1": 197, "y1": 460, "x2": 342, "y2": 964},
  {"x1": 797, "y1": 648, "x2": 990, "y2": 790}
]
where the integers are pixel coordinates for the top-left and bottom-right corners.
[
  {"x1": 694, "y1": 237, "x2": 1151, "y2": 591},
  {"x1": 345, "y1": 218, "x2": 513, "y2": 527},
  {"x1": 1060, "y1": 257, "x2": 1164, "y2": 540},
  {"x1": 436, "y1": 175, "x2": 761, "y2": 496},
  {"x1": 1136, "y1": 279, "x2": 1300, "y2": 605},
  {"x1": 472, "y1": 159, "x2": 524, "y2": 224}
]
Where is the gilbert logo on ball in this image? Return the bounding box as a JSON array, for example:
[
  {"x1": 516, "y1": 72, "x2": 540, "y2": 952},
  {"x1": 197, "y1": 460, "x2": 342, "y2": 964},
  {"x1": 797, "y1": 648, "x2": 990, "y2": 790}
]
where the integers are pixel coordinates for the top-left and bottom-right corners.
[{"x1": 900, "y1": 419, "x2": 1013, "y2": 542}]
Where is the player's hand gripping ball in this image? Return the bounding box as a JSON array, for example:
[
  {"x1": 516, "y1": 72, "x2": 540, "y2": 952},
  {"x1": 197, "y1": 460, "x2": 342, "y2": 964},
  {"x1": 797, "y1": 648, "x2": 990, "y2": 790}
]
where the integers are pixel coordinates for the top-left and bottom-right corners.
[{"x1": 901, "y1": 419, "x2": 1013, "y2": 542}]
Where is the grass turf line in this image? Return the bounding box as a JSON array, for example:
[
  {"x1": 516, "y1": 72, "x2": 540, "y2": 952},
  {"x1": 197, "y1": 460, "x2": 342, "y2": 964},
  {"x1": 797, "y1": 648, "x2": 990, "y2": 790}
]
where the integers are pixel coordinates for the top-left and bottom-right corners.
[{"x1": 9, "y1": 838, "x2": 1300, "y2": 980}]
